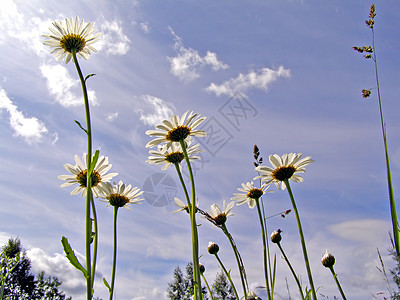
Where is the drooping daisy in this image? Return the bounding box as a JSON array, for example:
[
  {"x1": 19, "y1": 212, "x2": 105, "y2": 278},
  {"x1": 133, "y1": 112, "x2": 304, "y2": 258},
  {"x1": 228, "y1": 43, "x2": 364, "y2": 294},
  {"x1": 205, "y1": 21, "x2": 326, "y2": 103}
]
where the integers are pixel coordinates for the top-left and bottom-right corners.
[
  {"x1": 146, "y1": 141, "x2": 203, "y2": 170},
  {"x1": 172, "y1": 197, "x2": 198, "y2": 214},
  {"x1": 205, "y1": 200, "x2": 234, "y2": 226},
  {"x1": 145, "y1": 111, "x2": 206, "y2": 148},
  {"x1": 43, "y1": 16, "x2": 101, "y2": 63},
  {"x1": 100, "y1": 181, "x2": 143, "y2": 210},
  {"x1": 255, "y1": 153, "x2": 314, "y2": 190},
  {"x1": 58, "y1": 153, "x2": 118, "y2": 197},
  {"x1": 231, "y1": 182, "x2": 271, "y2": 209}
]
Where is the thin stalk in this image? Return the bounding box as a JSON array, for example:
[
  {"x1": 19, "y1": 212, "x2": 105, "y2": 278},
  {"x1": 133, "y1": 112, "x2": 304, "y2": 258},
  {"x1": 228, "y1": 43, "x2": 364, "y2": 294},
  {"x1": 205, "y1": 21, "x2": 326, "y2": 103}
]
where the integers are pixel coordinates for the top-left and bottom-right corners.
[
  {"x1": 214, "y1": 253, "x2": 240, "y2": 300},
  {"x1": 109, "y1": 206, "x2": 119, "y2": 300},
  {"x1": 221, "y1": 223, "x2": 248, "y2": 299},
  {"x1": 255, "y1": 198, "x2": 272, "y2": 300},
  {"x1": 200, "y1": 273, "x2": 214, "y2": 300},
  {"x1": 174, "y1": 163, "x2": 191, "y2": 209},
  {"x1": 329, "y1": 266, "x2": 347, "y2": 300},
  {"x1": 90, "y1": 197, "x2": 98, "y2": 288},
  {"x1": 276, "y1": 242, "x2": 305, "y2": 299},
  {"x1": 72, "y1": 51, "x2": 93, "y2": 300},
  {"x1": 284, "y1": 179, "x2": 316, "y2": 300},
  {"x1": 371, "y1": 27, "x2": 399, "y2": 256},
  {"x1": 179, "y1": 139, "x2": 202, "y2": 300}
]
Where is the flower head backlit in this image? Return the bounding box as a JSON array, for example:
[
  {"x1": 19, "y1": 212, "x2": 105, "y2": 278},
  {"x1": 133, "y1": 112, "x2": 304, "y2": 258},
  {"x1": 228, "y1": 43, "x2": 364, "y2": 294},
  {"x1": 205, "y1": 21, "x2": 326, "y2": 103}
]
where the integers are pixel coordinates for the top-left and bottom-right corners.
[
  {"x1": 146, "y1": 141, "x2": 203, "y2": 170},
  {"x1": 231, "y1": 182, "x2": 271, "y2": 209},
  {"x1": 43, "y1": 16, "x2": 101, "y2": 63},
  {"x1": 58, "y1": 153, "x2": 117, "y2": 197},
  {"x1": 100, "y1": 181, "x2": 143, "y2": 210},
  {"x1": 145, "y1": 111, "x2": 206, "y2": 148},
  {"x1": 255, "y1": 153, "x2": 313, "y2": 190}
]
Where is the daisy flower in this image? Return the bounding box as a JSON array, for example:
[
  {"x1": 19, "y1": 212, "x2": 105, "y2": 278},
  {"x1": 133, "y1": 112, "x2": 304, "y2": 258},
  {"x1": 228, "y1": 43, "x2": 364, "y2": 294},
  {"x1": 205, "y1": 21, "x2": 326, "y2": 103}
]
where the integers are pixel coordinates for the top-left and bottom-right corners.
[
  {"x1": 231, "y1": 182, "x2": 271, "y2": 209},
  {"x1": 145, "y1": 111, "x2": 206, "y2": 148},
  {"x1": 255, "y1": 153, "x2": 314, "y2": 190},
  {"x1": 100, "y1": 181, "x2": 143, "y2": 210},
  {"x1": 205, "y1": 200, "x2": 234, "y2": 226},
  {"x1": 58, "y1": 153, "x2": 117, "y2": 197},
  {"x1": 146, "y1": 141, "x2": 203, "y2": 170},
  {"x1": 43, "y1": 16, "x2": 101, "y2": 63}
]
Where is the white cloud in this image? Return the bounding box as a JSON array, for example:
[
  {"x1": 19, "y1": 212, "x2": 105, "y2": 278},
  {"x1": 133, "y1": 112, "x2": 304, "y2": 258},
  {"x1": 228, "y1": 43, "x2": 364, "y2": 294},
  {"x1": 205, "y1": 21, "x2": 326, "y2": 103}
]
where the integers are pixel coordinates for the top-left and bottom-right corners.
[
  {"x1": 0, "y1": 88, "x2": 47, "y2": 144},
  {"x1": 105, "y1": 112, "x2": 119, "y2": 122},
  {"x1": 0, "y1": 1, "x2": 51, "y2": 57},
  {"x1": 206, "y1": 66, "x2": 291, "y2": 96},
  {"x1": 168, "y1": 27, "x2": 228, "y2": 82},
  {"x1": 139, "y1": 22, "x2": 150, "y2": 33},
  {"x1": 97, "y1": 19, "x2": 130, "y2": 56},
  {"x1": 137, "y1": 95, "x2": 175, "y2": 126},
  {"x1": 27, "y1": 247, "x2": 86, "y2": 295},
  {"x1": 40, "y1": 64, "x2": 98, "y2": 107}
]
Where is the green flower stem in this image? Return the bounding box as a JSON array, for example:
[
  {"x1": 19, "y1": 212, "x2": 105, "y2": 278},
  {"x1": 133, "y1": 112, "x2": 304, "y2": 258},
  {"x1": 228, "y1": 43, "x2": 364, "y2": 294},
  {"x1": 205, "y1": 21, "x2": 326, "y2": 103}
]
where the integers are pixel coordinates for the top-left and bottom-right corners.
[
  {"x1": 255, "y1": 198, "x2": 272, "y2": 300},
  {"x1": 213, "y1": 253, "x2": 240, "y2": 300},
  {"x1": 371, "y1": 27, "x2": 399, "y2": 256},
  {"x1": 200, "y1": 273, "x2": 214, "y2": 300},
  {"x1": 329, "y1": 266, "x2": 347, "y2": 300},
  {"x1": 221, "y1": 223, "x2": 248, "y2": 299},
  {"x1": 174, "y1": 163, "x2": 191, "y2": 209},
  {"x1": 276, "y1": 242, "x2": 305, "y2": 299},
  {"x1": 109, "y1": 206, "x2": 119, "y2": 300},
  {"x1": 179, "y1": 139, "x2": 202, "y2": 300},
  {"x1": 90, "y1": 197, "x2": 98, "y2": 289},
  {"x1": 72, "y1": 51, "x2": 94, "y2": 300},
  {"x1": 284, "y1": 179, "x2": 316, "y2": 300}
]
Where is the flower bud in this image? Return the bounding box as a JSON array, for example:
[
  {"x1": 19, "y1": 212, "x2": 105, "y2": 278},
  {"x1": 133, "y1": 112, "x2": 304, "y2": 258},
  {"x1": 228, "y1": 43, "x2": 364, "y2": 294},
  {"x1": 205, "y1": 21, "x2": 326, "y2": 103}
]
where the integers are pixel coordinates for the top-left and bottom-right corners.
[
  {"x1": 270, "y1": 229, "x2": 282, "y2": 244},
  {"x1": 208, "y1": 241, "x2": 219, "y2": 255},
  {"x1": 321, "y1": 249, "x2": 335, "y2": 268},
  {"x1": 246, "y1": 291, "x2": 262, "y2": 300},
  {"x1": 199, "y1": 263, "x2": 205, "y2": 274}
]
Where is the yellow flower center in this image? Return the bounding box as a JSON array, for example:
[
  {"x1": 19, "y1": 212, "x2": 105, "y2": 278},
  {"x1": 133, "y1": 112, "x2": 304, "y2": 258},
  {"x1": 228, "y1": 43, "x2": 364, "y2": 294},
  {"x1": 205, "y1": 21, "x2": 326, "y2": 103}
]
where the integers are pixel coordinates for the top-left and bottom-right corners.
[
  {"x1": 76, "y1": 170, "x2": 101, "y2": 188},
  {"x1": 165, "y1": 126, "x2": 191, "y2": 142},
  {"x1": 107, "y1": 194, "x2": 130, "y2": 208},
  {"x1": 165, "y1": 152, "x2": 185, "y2": 164},
  {"x1": 271, "y1": 165, "x2": 296, "y2": 181},
  {"x1": 247, "y1": 188, "x2": 263, "y2": 199},
  {"x1": 60, "y1": 34, "x2": 86, "y2": 53}
]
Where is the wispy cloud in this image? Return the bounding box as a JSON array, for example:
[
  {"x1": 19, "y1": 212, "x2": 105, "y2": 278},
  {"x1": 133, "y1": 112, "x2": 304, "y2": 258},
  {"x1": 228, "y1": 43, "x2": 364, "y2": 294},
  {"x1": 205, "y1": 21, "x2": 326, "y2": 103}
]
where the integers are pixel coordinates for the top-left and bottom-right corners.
[
  {"x1": 168, "y1": 27, "x2": 228, "y2": 82},
  {"x1": 0, "y1": 88, "x2": 47, "y2": 144},
  {"x1": 40, "y1": 64, "x2": 98, "y2": 107},
  {"x1": 97, "y1": 19, "x2": 130, "y2": 56},
  {"x1": 206, "y1": 66, "x2": 291, "y2": 97},
  {"x1": 137, "y1": 95, "x2": 175, "y2": 126}
]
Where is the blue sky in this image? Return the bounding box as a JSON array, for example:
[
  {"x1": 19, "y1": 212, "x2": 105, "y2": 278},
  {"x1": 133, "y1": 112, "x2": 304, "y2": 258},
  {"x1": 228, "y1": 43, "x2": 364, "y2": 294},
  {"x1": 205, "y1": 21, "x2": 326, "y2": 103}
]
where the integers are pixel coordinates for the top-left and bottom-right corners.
[{"x1": 1, "y1": 0, "x2": 400, "y2": 299}]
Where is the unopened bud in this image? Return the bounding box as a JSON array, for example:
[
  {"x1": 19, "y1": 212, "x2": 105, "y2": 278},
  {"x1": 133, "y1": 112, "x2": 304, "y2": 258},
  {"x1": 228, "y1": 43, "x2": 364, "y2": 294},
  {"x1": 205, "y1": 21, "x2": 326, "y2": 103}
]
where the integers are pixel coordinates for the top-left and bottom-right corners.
[
  {"x1": 208, "y1": 242, "x2": 219, "y2": 255},
  {"x1": 199, "y1": 263, "x2": 205, "y2": 274},
  {"x1": 321, "y1": 249, "x2": 335, "y2": 268},
  {"x1": 246, "y1": 291, "x2": 262, "y2": 300},
  {"x1": 270, "y1": 229, "x2": 282, "y2": 244}
]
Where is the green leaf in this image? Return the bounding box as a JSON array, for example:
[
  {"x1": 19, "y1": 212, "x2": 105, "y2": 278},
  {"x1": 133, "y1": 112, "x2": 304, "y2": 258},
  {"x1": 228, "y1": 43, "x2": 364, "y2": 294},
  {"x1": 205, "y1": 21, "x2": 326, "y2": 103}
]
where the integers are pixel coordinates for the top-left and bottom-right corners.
[
  {"x1": 61, "y1": 237, "x2": 88, "y2": 278},
  {"x1": 103, "y1": 277, "x2": 111, "y2": 292},
  {"x1": 88, "y1": 150, "x2": 100, "y2": 175},
  {"x1": 74, "y1": 120, "x2": 87, "y2": 134},
  {"x1": 85, "y1": 74, "x2": 96, "y2": 82}
]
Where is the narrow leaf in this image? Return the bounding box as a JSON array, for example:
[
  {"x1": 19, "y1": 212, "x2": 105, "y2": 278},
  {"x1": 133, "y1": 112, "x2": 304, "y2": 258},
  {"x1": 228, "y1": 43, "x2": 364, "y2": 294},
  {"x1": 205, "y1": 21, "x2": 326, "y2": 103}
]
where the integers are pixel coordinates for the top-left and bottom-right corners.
[
  {"x1": 61, "y1": 236, "x2": 88, "y2": 278},
  {"x1": 85, "y1": 73, "x2": 96, "y2": 82},
  {"x1": 103, "y1": 277, "x2": 111, "y2": 292},
  {"x1": 74, "y1": 120, "x2": 87, "y2": 134},
  {"x1": 88, "y1": 150, "x2": 100, "y2": 175}
]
